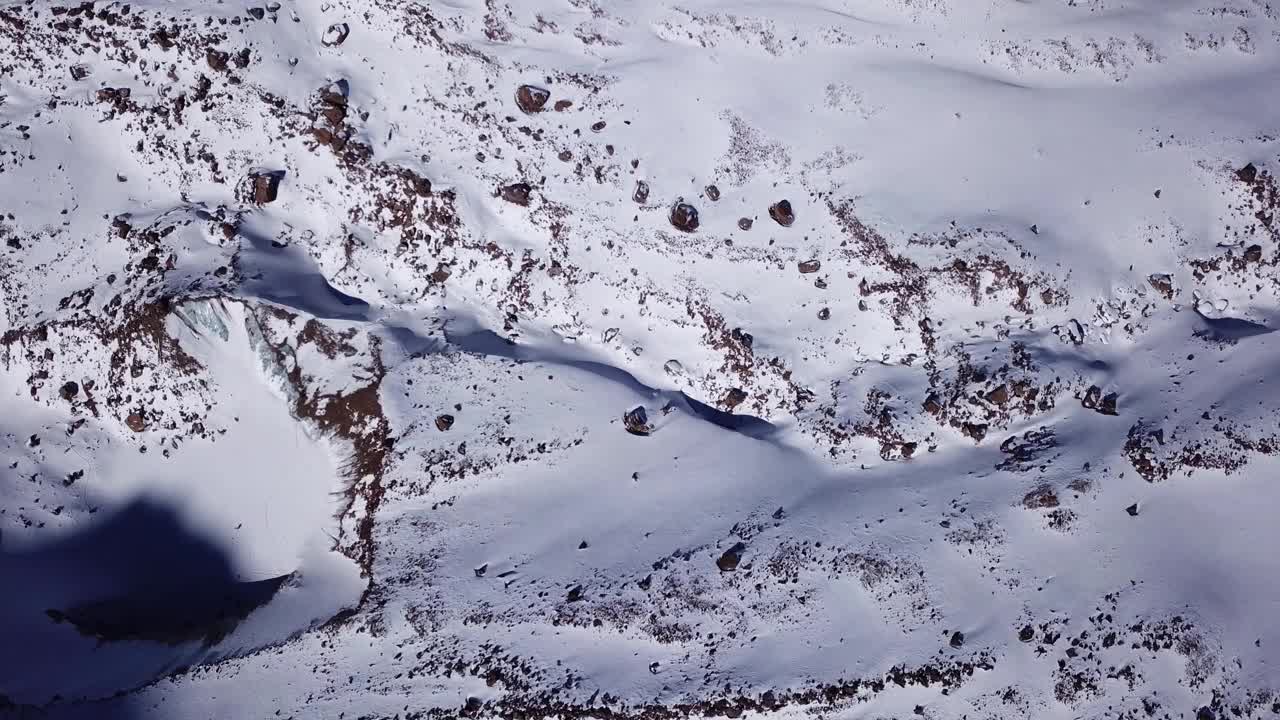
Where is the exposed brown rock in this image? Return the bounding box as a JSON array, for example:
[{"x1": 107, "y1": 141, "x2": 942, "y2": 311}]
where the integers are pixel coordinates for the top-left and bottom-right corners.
[
  {"x1": 721, "y1": 388, "x2": 748, "y2": 410},
  {"x1": 251, "y1": 172, "x2": 281, "y2": 205},
  {"x1": 717, "y1": 542, "x2": 746, "y2": 572},
  {"x1": 769, "y1": 199, "x2": 795, "y2": 227},
  {"x1": 126, "y1": 412, "x2": 146, "y2": 432},
  {"x1": 669, "y1": 201, "x2": 699, "y2": 232},
  {"x1": 704, "y1": 185, "x2": 720, "y2": 201},
  {"x1": 515, "y1": 84, "x2": 550, "y2": 114},
  {"x1": 500, "y1": 182, "x2": 533, "y2": 206},
  {"x1": 206, "y1": 49, "x2": 229, "y2": 71},
  {"x1": 553, "y1": 99, "x2": 572, "y2": 111},
  {"x1": 1022, "y1": 485, "x2": 1059, "y2": 509},
  {"x1": 632, "y1": 180, "x2": 650, "y2": 204},
  {"x1": 1237, "y1": 163, "x2": 1258, "y2": 184},
  {"x1": 798, "y1": 259, "x2": 821, "y2": 274},
  {"x1": 435, "y1": 414, "x2": 454, "y2": 431}
]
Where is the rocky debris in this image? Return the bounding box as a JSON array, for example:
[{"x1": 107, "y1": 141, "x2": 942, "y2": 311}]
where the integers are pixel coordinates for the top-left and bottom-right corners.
[
  {"x1": 500, "y1": 182, "x2": 532, "y2": 206},
  {"x1": 322, "y1": 22, "x2": 350, "y2": 47},
  {"x1": 769, "y1": 199, "x2": 795, "y2": 226},
  {"x1": 1081, "y1": 386, "x2": 1118, "y2": 416},
  {"x1": 251, "y1": 172, "x2": 281, "y2": 205},
  {"x1": 717, "y1": 542, "x2": 746, "y2": 572},
  {"x1": 704, "y1": 185, "x2": 720, "y2": 201},
  {"x1": 59, "y1": 381, "x2": 79, "y2": 400},
  {"x1": 474, "y1": 564, "x2": 487, "y2": 578},
  {"x1": 126, "y1": 412, "x2": 146, "y2": 432},
  {"x1": 590, "y1": 120, "x2": 606, "y2": 132},
  {"x1": 1147, "y1": 273, "x2": 1174, "y2": 300},
  {"x1": 462, "y1": 697, "x2": 484, "y2": 717},
  {"x1": 623, "y1": 406, "x2": 652, "y2": 436},
  {"x1": 515, "y1": 84, "x2": 550, "y2": 114},
  {"x1": 949, "y1": 631, "x2": 965, "y2": 649},
  {"x1": 69, "y1": 63, "x2": 90, "y2": 80},
  {"x1": 310, "y1": 84, "x2": 351, "y2": 149},
  {"x1": 817, "y1": 307, "x2": 830, "y2": 320},
  {"x1": 1197, "y1": 706, "x2": 1216, "y2": 720},
  {"x1": 435, "y1": 414, "x2": 454, "y2": 431},
  {"x1": 669, "y1": 201, "x2": 699, "y2": 232},
  {"x1": 1022, "y1": 485, "x2": 1059, "y2": 509},
  {"x1": 1237, "y1": 163, "x2": 1258, "y2": 184},
  {"x1": 1019, "y1": 625, "x2": 1035, "y2": 642},
  {"x1": 738, "y1": 217, "x2": 753, "y2": 231},
  {"x1": 798, "y1": 259, "x2": 821, "y2": 274},
  {"x1": 566, "y1": 584, "x2": 584, "y2": 602},
  {"x1": 1126, "y1": 503, "x2": 1139, "y2": 517},
  {"x1": 1245, "y1": 244, "x2": 1264, "y2": 263},
  {"x1": 721, "y1": 388, "x2": 748, "y2": 410},
  {"x1": 553, "y1": 99, "x2": 572, "y2": 111},
  {"x1": 997, "y1": 427, "x2": 1057, "y2": 472},
  {"x1": 632, "y1": 180, "x2": 649, "y2": 204}
]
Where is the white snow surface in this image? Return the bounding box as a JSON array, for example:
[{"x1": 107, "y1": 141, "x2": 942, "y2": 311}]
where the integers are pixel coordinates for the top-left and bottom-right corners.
[{"x1": 2, "y1": 0, "x2": 1280, "y2": 718}]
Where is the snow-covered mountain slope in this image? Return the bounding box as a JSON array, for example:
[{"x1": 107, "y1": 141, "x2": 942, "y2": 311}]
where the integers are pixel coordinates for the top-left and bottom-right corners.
[{"x1": 3, "y1": 0, "x2": 1280, "y2": 717}]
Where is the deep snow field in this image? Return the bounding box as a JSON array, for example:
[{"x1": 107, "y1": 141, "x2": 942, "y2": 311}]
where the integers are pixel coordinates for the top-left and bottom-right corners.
[{"x1": 3, "y1": 0, "x2": 1280, "y2": 718}]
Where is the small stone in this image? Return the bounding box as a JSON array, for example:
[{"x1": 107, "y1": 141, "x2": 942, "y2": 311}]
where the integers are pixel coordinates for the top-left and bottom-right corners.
[
  {"x1": 798, "y1": 259, "x2": 821, "y2": 274},
  {"x1": 769, "y1": 199, "x2": 795, "y2": 226},
  {"x1": 247, "y1": 7, "x2": 265, "y2": 19},
  {"x1": 1125, "y1": 503, "x2": 1139, "y2": 517},
  {"x1": 716, "y1": 542, "x2": 746, "y2": 572},
  {"x1": 1197, "y1": 706, "x2": 1216, "y2": 720},
  {"x1": 59, "y1": 381, "x2": 79, "y2": 400},
  {"x1": 553, "y1": 99, "x2": 573, "y2": 111},
  {"x1": 1237, "y1": 163, "x2": 1258, "y2": 184},
  {"x1": 737, "y1": 217, "x2": 753, "y2": 231},
  {"x1": 500, "y1": 182, "x2": 532, "y2": 206},
  {"x1": 1030, "y1": 224, "x2": 1039, "y2": 235},
  {"x1": 1018, "y1": 625, "x2": 1034, "y2": 642},
  {"x1": 322, "y1": 22, "x2": 350, "y2": 46},
  {"x1": 590, "y1": 120, "x2": 606, "y2": 132},
  {"x1": 578, "y1": 540, "x2": 589, "y2": 550},
  {"x1": 126, "y1": 413, "x2": 146, "y2": 432},
  {"x1": 515, "y1": 84, "x2": 550, "y2": 114},
  {"x1": 669, "y1": 201, "x2": 699, "y2": 232},
  {"x1": 566, "y1": 585, "x2": 584, "y2": 602},
  {"x1": 474, "y1": 563, "x2": 487, "y2": 578},
  {"x1": 1244, "y1": 244, "x2": 1263, "y2": 263},
  {"x1": 69, "y1": 63, "x2": 91, "y2": 80},
  {"x1": 632, "y1": 180, "x2": 650, "y2": 204},
  {"x1": 949, "y1": 631, "x2": 965, "y2": 649},
  {"x1": 817, "y1": 307, "x2": 830, "y2": 320},
  {"x1": 623, "y1": 406, "x2": 652, "y2": 436},
  {"x1": 704, "y1": 185, "x2": 720, "y2": 201},
  {"x1": 435, "y1": 414, "x2": 455, "y2": 431}
]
